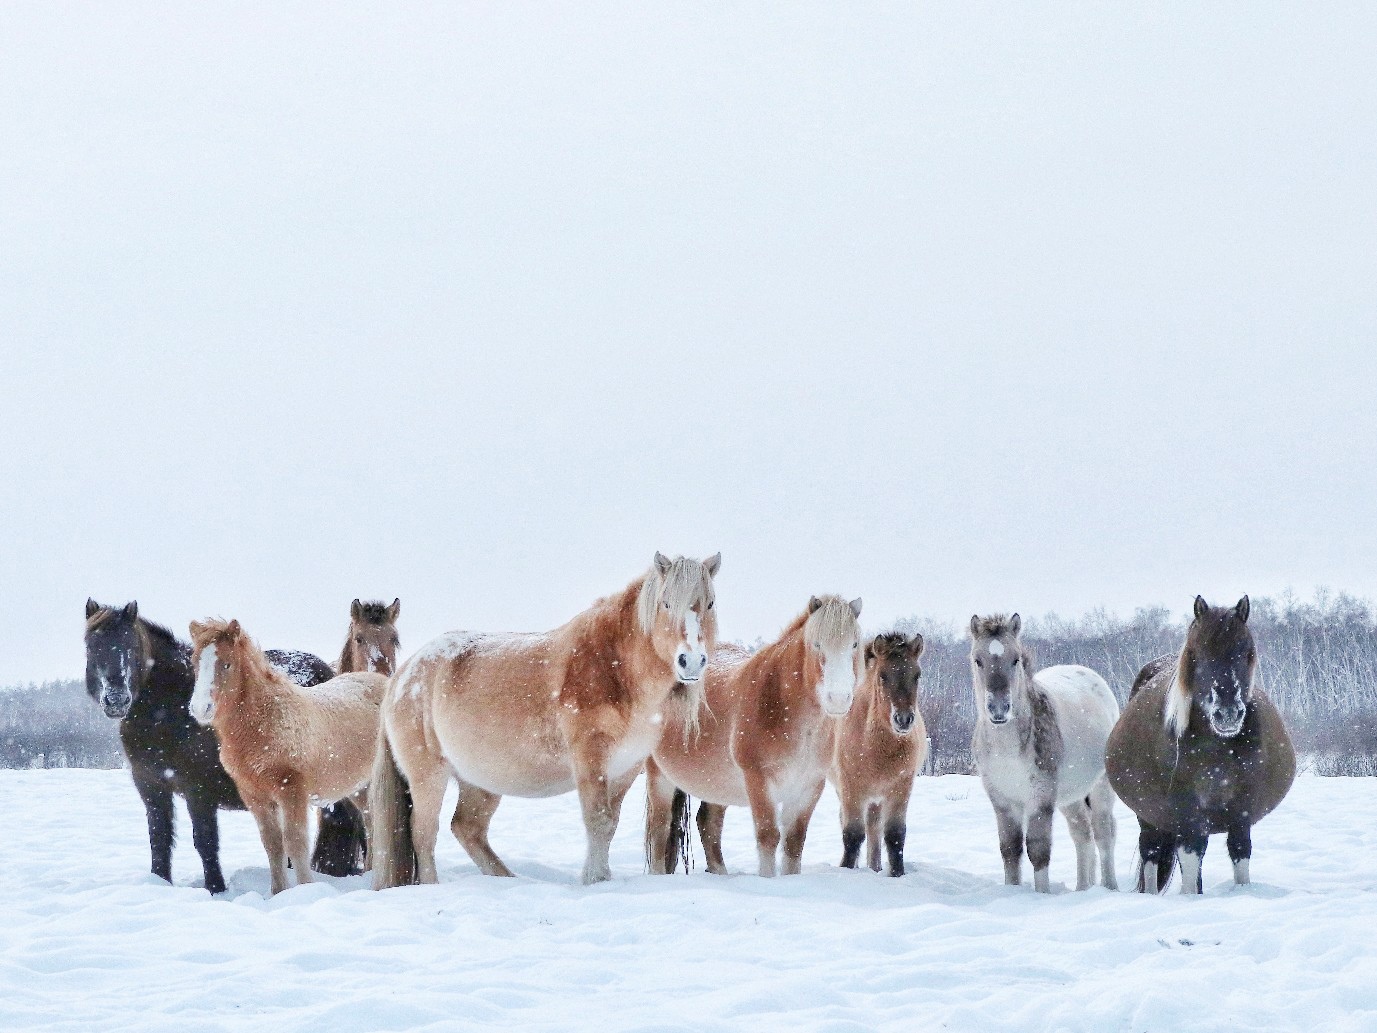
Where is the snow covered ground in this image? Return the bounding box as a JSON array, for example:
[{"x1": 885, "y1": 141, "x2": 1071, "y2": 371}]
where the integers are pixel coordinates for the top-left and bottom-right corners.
[{"x1": 1, "y1": 770, "x2": 1372, "y2": 1033}]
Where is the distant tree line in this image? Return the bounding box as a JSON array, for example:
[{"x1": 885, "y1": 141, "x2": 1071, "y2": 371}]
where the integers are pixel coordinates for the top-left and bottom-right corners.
[
  {"x1": 5, "y1": 591, "x2": 1376, "y2": 774},
  {"x1": 0, "y1": 680, "x2": 123, "y2": 769}
]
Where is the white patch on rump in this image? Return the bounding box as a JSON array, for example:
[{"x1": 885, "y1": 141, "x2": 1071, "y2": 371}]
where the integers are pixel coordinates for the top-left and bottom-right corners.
[
  {"x1": 987, "y1": 640, "x2": 1005, "y2": 657},
  {"x1": 190, "y1": 643, "x2": 217, "y2": 725}
]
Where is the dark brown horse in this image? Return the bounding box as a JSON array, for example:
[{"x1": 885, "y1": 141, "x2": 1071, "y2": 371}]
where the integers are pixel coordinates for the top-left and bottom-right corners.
[
  {"x1": 1106, "y1": 595, "x2": 1296, "y2": 894},
  {"x1": 311, "y1": 598, "x2": 402, "y2": 875}
]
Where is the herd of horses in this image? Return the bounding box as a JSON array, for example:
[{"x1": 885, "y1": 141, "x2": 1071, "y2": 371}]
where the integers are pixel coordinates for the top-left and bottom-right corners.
[{"x1": 81, "y1": 552, "x2": 1296, "y2": 900}]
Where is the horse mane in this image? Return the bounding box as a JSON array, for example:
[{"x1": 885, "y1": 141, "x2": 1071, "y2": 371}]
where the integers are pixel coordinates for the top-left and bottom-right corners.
[
  {"x1": 634, "y1": 557, "x2": 717, "y2": 641},
  {"x1": 804, "y1": 596, "x2": 861, "y2": 646},
  {"x1": 352, "y1": 601, "x2": 393, "y2": 625},
  {"x1": 191, "y1": 618, "x2": 286, "y2": 691},
  {"x1": 970, "y1": 614, "x2": 1036, "y2": 669}
]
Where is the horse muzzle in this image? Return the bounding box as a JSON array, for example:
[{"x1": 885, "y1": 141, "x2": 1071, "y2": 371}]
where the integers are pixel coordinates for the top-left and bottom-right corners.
[
  {"x1": 101, "y1": 695, "x2": 132, "y2": 719},
  {"x1": 1208, "y1": 707, "x2": 1246, "y2": 738},
  {"x1": 891, "y1": 709, "x2": 916, "y2": 736}
]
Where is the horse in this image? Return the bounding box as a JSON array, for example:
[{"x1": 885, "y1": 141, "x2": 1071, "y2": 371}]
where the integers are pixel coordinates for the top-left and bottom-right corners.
[
  {"x1": 644, "y1": 595, "x2": 864, "y2": 878},
  {"x1": 1106, "y1": 595, "x2": 1296, "y2": 894},
  {"x1": 370, "y1": 552, "x2": 721, "y2": 888},
  {"x1": 188, "y1": 618, "x2": 387, "y2": 895},
  {"x1": 831, "y1": 631, "x2": 927, "y2": 876},
  {"x1": 969, "y1": 614, "x2": 1120, "y2": 893},
  {"x1": 311, "y1": 598, "x2": 402, "y2": 876},
  {"x1": 82, "y1": 599, "x2": 336, "y2": 894}
]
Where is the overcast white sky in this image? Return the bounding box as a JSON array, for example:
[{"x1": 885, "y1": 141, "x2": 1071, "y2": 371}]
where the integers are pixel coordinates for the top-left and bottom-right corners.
[{"x1": 3, "y1": 4, "x2": 1375, "y2": 686}]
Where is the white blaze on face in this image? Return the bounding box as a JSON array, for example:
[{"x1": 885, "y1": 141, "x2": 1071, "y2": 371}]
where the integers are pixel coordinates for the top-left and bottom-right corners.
[
  {"x1": 817, "y1": 640, "x2": 859, "y2": 717},
  {"x1": 987, "y1": 639, "x2": 1005, "y2": 657},
  {"x1": 674, "y1": 608, "x2": 708, "y2": 682},
  {"x1": 190, "y1": 643, "x2": 218, "y2": 725},
  {"x1": 683, "y1": 609, "x2": 703, "y2": 654}
]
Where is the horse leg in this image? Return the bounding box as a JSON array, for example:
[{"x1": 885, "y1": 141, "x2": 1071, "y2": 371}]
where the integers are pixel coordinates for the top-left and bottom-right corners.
[
  {"x1": 571, "y1": 732, "x2": 618, "y2": 885},
  {"x1": 1227, "y1": 822, "x2": 1252, "y2": 885},
  {"x1": 780, "y1": 780, "x2": 825, "y2": 876},
  {"x1": 743, "y1": 772, "x2": 782, "y2": 877},
  {"x1": 280, "y1": 789, "x2": 313, "y2": 887},
  {"x1": 1136, "y1": 821, "x2": 1174, "y2": 894},
  {"x1": 133, "y1": 773, "x2": 175, "y2": 884},
  {"x1": 992, "y1": 798, "x2": 1025, "y2": 887},
  {"x1": 397, "y1": 759, "x2": 448, "y2": 885},
  {"x1": 865, "y1": 803, "x2": 883, "y2": 872},
  {"x1": 697, "y1": 802, "x2": 728, "y2": 875},
  {"x1": 1026, "y1": 799, "x2": 1056, "y2": 893},
  {"x1": 246, "y1": 797, "x2": 289, "y2": 895},
  {"x1": 838, "y1": 789, "x2": 865, "y2": 870},
  {"x1": 349, "y1": 789, "x2": 371, "y2": 872},
  {"x1": 882, "y1": 782, "x2": 914, "y2": 877},
  {"x1": 1177, "y1": 831, "x2": 1208, "y2": 895},
  {"x1": 450, "y1": 780, "x2": 514, "y2": 877},
  {"x1": 186, "y1": 792, "x2": 226, "y2": 895},
  {"x1": 1060, "y1": 798, "x2": 1094, "y2": 891},
  {"x1": 1088, "y1": 777, "x2": 1118, "y2": 890},
  {"x1": 643, "y1": 757, "x2": 678, "y2": 875}
]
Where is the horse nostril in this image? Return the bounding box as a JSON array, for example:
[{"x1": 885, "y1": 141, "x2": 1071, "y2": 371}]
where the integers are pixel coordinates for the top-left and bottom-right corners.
[{"x1": 677, "y1": 655, "x2": 688, "y2": 669}]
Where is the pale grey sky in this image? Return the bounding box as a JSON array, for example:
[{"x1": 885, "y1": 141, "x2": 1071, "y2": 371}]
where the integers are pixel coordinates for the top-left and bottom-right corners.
[{"x1": 3, "y1": 3, "x2": 1375, "y2": 686}]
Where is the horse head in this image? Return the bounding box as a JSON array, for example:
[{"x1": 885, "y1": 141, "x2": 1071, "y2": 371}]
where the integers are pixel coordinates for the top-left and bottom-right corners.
[
  {"x1": 868, "y1": 631, "x2": 924, "y2": 735},
  {"x1": 187, "y1": 618, "x2": 249, "y2": 726},
  {"x1": 1174, "y1": 595, "x2": 1256, "y2": 739},
  {"x1": 84, "y1": 599, "x2": 147, "y2": 719},
  {"x1": 969, "y1": 613, "x2": 1026, "y2": 726},
  {"x1": 342, "y1": 597, "x2": 401, "y2": 675},
  {"x1": 638, "y1": 551, "x2": 722, "y2": 685},
  {"x1": 804, "y1": 595, "x2": 864, "y2": 717}
]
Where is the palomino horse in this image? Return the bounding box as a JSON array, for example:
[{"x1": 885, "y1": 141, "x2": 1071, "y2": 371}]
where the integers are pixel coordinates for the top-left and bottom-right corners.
[
  {"x1": 969, "y1": 615, "x2": 1119, "y2": 893},
  {"x1": 83, "y1": 600, "x2": 335, "y2": 893},
  {"x1": 1106, "y1": 596, "x2": 1295, "y2": 894},
  {"x1": 645, "y1": 595, "x2": 864, "y2": 878},
  {"x1": 371, "y1": 552, "x2": 721, "y2": 887},
  {"x1": 312, "y1": 598, "x2": 402, "y2": 876},
  {"x1": 188, "y1": 618, "x2": 387, "y2": 895},
  {"x1": 831, "y1": 631, "x2": 927, "y2": 876}
]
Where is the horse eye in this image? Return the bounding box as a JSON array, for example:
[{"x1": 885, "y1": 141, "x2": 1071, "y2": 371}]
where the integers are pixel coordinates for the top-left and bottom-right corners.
[
  {"x1": 1012, "y1": 656, "x2": 1020, "y2": 665},
  {"x1": 355, "y1": 635, "x2": 364, "y2": 644},
  {"x1": 663, "y1": 600, "x2": 670, "y2": 610},
  {"x1": 707, "y1": 600, "x2": 714, "y2": 610},
  {"x1": 975, "y1": 658, "x2": 983, "y2": 668}
]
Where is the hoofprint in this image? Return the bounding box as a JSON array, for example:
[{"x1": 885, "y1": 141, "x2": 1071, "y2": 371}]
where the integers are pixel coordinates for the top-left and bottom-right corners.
[
  {"x1": 969, "y1": 614, "x2": 1120, "y2": 894},
  {"x1": 830, "y1": 631, "x2": 928, "y2": 876},
  {"x1": 188, "y1": 619, "x2": 387, "y2": 895},
  {"x1": 1107, "y1": 596, "x2": 1296, "y2": 895},
  {"x1": 370, "y1": 553, "x2": 721, "y2": 888},
  {"x1": 645, "y1": 595, "x2": 865, "y2": 878}
]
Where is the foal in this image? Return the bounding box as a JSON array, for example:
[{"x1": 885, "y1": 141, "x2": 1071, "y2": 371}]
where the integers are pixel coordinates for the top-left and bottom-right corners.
[
  {"x1": 969, "y1": 615, "x2": 1119, "y2": 893},
  {"x1": 189, "y1": 619, "x2": 386, "y2": 895},
  {"x1": 1107, "y1": 596, "x2": 1295, "y2": 894},
  {"x1": 312, "y1": 598, "x2": 402, "y2": 876},
  {"x1": 645, "y1": 595, "x2": 864, "y2": 877},
  {"x1": 831, "y1": 631, "x2": 926, "y2": 876}
]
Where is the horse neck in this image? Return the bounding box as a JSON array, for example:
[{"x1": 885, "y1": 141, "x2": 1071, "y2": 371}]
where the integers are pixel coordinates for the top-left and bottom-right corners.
[
  {"x1": 577, "y1": 580, "x2": 674, "y2": 692},
  {"x1": 1011, "y1": 655, "x2": 1037, "y2": 743},
  {"x1": 336, "y1": 632, "x2": 355, "y2": 673},
  {"x1": 757, "y1": 626, "x2": 823, "y2": 716},
  {"x1": 863, "y1": 663, "x2": 890, "y2": 731},
  {"x1": 129, "y1": 622, "x2": 194, "y2": 714}
]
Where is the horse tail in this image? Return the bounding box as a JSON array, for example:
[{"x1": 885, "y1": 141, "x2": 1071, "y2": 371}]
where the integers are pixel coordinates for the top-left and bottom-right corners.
[
  {"x1": 666, "y1": 788, "x2": 690, "y2": 873},
  {"x1": 311, "y1": 799, "x2": 368, "y2": 877},
  {"x1": 369, "y1": 722, "x2": 417, "y2": 889}
]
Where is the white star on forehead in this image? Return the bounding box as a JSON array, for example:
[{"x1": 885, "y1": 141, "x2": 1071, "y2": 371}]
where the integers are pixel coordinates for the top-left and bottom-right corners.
[{"x1": 987, "y1": 640, "x2": 1005, "y2": 656}]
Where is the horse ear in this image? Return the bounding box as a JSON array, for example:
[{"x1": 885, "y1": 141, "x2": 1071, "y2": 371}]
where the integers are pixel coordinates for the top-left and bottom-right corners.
[
  {"x1": 809, "y1": 596, "x2": 823, "y2": 614},
  {"x1": 350, "y1": 599, "x2": 363, "y2": 621},
  {"x1": 910, "y1": 633, "x2": 926, "y2": 657},
  {"x1": 387, "y1": 597, "x2": 401, "y2": 622},
  {"x1": 85, "y1": 598, "x2": 100, "y2": 618},
  {"x1": 1194, "y1": 595, "x2": 1209, "y2": 620},
  {"x1": 188, "y1": 620, "x2": 207, "y2": 641},
  {"x1": 653, "y1": 552, "x2": 672, "y2": 577},
  {"x1": 969, "y1": 615, "x2": 981, "y2": 638},
  {"x1": 1235, "y1": 595, "x2": 1250, "y2": 623},
  {"x1": 849, "y1": 597, "x2": 863, "y2": 618},
  {"x1": 226, "y1": 619, "x2": 241, "y2": 640},
  {"x1": 864, "y1": 641, "x2": 877, "y2": 664},
  {"x1": 1009, "y1": 613, "x2": 1021, "y2": 636},
  {"x1": 122, "y1": 601, "x2": 138, "y2": 621},
  {"x1": 703, "y1": 552, "x2": 722, "y2": 578}
]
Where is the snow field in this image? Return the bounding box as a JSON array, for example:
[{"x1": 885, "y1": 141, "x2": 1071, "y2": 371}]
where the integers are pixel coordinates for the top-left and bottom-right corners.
[{"x1": 1, "y1": 770, "x2": 1373, "y2": 1033}]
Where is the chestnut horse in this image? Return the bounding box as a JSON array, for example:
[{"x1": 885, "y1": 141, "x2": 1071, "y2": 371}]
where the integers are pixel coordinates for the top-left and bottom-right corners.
[
  {"x1": 188, "y1": 619, "x2": 387, "y2": 895},
  {"x1": 831, "y1": 631, "x2": 927, "y2": 876},
  {"x1": 645, "y1": 595, "x2": 864, "y2": 878},
  {"x1": 312, "y1": 598, "x2": 402, "y2": 876},
  {"x1": 1107, "y1": 596, "x2": 1295, "y2": 894},
  {"x1": 371, "y1": 552, "x2": 721, "y2": 887}
]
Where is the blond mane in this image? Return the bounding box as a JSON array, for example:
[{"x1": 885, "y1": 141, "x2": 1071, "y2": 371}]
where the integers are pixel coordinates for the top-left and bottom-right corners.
[
  {"x1": 803, "y1": 595, "x2": 862, "y2": 649},
  {"x1": 635, "y1": 555, "x2": 718, "y2": 645}
]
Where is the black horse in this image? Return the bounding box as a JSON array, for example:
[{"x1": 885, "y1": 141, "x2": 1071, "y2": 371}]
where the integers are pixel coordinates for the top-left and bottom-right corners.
[
  {"x1": 1106, "y1": 595, "x2": 1296, "y2": 894},
  {"x1": 83, "y1": 599, "x2": 357, "y2": 893}
]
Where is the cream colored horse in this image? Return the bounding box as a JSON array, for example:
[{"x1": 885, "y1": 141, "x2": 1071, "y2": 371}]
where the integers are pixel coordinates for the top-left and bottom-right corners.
[
  {"x1": 645, "y1": 595, "x2": 864, "y2": 877},
  {"x1": 371, "y1": 552, "x2": 721, "y2": 887}
]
